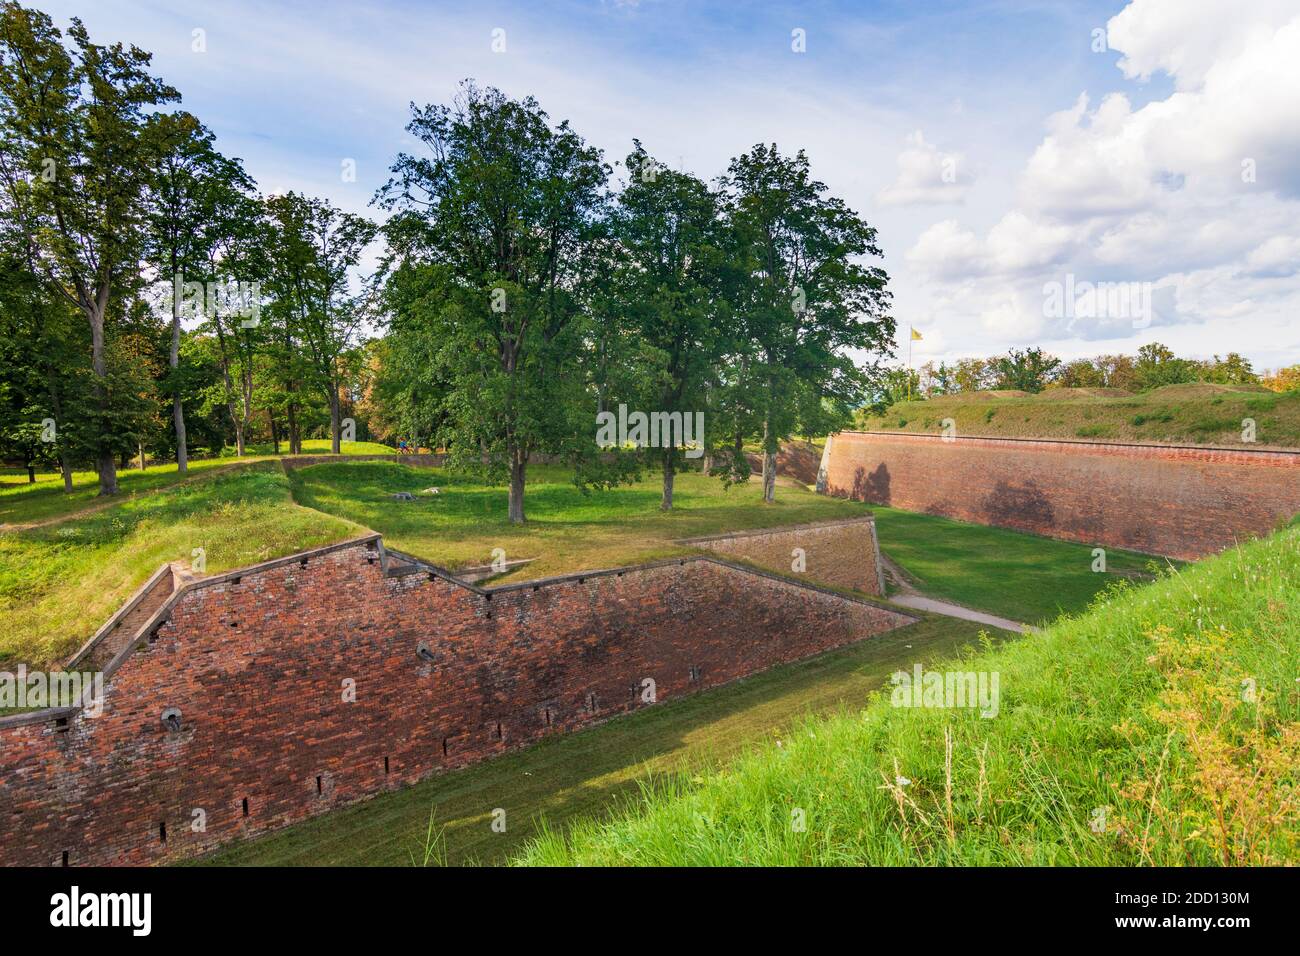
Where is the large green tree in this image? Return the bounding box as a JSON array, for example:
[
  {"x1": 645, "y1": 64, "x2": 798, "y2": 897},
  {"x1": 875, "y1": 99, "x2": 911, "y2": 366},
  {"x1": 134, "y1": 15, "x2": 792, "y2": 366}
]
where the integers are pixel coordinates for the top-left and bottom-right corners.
[
  {"x1": 0, "y1": 3, "x2": 178, "y2": 494},
  {"x1": 377, "y1": 82, "x2": 609, "y2": 523},
  {"x1": 722, "y1": 143, "x2": 895, "y2": 502},
  {"x1": 611, "y1": 143, "x2": 729, "y2": 509},
  {"x1": 263, "y1": 192, "x2": 376, "y2": 455}
]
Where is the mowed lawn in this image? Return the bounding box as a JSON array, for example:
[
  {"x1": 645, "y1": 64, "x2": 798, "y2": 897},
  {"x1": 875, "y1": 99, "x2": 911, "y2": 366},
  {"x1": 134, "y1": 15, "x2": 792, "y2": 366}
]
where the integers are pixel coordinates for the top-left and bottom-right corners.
[
  {"x1": 199, "y1": 615, "x2": 991, "y2": 867},
  {"x1": 290, "y1": 460, "x2": 1163, "y2": 623},
  {"x1": 0, "y1": 440, "x2": 393, "y2": 527},
  {"x1": 871, "y1": 507, "x2": 1164, "y2": 625},
  {"x1": 287, "y1": 460, "x2": 872, "y2": 581}
]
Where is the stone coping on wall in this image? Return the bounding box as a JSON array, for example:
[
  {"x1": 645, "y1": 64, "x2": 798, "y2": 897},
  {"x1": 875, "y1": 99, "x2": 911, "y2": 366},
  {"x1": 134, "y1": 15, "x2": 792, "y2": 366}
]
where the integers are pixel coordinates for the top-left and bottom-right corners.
[
  {"x1": 674, "y1": 515, "x2": 878, "y2": 547},
  {"x1": 840, "y1": 430, "x2": 1300, "y2": 463},
  {"x1": 1, "y1": 530, "x2": 916, "y2": 732}
]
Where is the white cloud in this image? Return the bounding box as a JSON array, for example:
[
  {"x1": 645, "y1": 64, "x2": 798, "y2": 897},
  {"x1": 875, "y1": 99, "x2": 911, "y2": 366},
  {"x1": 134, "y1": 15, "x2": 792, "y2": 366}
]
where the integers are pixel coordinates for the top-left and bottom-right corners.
[
  {"x1": 876, "y1": 130, "x2": 969, "y2": 206},
  {"x1": 903, "y1": 0, "x2": 1300, "y2": 362}
]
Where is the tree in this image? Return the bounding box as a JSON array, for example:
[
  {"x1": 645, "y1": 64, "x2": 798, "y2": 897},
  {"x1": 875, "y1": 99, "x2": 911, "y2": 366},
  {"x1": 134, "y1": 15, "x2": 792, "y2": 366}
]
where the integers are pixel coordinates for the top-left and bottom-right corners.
[
  {"x1": 264, "y1": 192, "x2": 376, "y2": 455},
  {"x1": 145, "y1": 112, "x2": 255, "y2": 469},
  {"x1": 990, "y1": 347, "x2": 1061, "y2": 392},
  {"x1": 1200, "y1": 352, "x2": 1258, "y2": 386},
  {"x1": 1261, "y1": 365, "x2": 1300, "y2": 393},
  {"x1": 611, "y1": 144, "x2": 728, "y2": 509},
  {"x1": 1056, "y1": 358, "x2": 1105, "y2": 388},
  {"x1": 1133, "y1": 342, "x2": 1197, "y2": 392},
  {"x1": 377, "y1": 82, "x2": 609, "y2": 523},
  {"x1": 952, "y1": 357, "x2": 992, "y2": 393},
  {"x1": 722, "y1": 143, "x2": 894, "y2": 502},
  {"x1": 0, "y1": 4, "x2": 179, "y2": 495}
]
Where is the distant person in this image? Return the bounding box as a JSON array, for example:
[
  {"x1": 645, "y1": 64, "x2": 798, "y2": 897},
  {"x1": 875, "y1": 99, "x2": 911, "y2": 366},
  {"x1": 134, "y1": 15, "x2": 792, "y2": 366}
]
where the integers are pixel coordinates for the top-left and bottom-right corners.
[{"x1": 398, "y1": 439, "x2": 408, "y2": 454}]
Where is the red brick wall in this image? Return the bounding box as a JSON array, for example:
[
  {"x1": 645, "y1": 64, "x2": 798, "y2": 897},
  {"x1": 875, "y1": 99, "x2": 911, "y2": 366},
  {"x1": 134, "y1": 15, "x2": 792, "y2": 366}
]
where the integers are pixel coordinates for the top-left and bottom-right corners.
[
  {"x1": 679, "y1": 518, "x2": 884, "y2": 595},
  {"x1": 823, "y1": 431, "x2": 1300, "y2": 560},
  {"x1": 0, "y1": 538, "x2": 911, "y2": 866}
]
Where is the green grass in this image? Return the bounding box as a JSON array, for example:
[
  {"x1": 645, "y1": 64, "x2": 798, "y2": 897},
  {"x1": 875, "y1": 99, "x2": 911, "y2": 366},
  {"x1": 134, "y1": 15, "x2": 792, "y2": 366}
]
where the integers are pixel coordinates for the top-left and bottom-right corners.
[
  {"x1": 857, "y1": 383, "x2": 1300, "y2": 447},
  {"x1": 0, "y1": 441, "x2": 393, "y2": 527},
  {"x1": 198, "y1": 616, "x2": 990, "y2": 866},
  {"x1": 287, "y1": 460, "x2": 872, "y2": 581},
  {"x1": 0, "y1": 463, "x2": 358, "y2": 668},
  {"x1": 513, "y1": 523, "x2": 1300, "y2": 866},
  {"x1": 871, "y1": 506, "x2": 1162, "y2": 625}
]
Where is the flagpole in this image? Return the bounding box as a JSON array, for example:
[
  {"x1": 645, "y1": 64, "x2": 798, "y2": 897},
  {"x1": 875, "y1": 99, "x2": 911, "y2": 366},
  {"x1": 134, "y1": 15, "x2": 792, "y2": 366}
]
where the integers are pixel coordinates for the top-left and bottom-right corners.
[{"x1": 907, "y1": 326, "x2": 913, "y2": 400}]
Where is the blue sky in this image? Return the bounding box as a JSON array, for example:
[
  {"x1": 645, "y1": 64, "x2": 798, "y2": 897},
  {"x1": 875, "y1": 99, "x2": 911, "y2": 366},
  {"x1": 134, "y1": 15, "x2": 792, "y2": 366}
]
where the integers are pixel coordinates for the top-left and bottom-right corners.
[{"x1": 37, "y1": 0, "x2": 1300, "y2": 370}]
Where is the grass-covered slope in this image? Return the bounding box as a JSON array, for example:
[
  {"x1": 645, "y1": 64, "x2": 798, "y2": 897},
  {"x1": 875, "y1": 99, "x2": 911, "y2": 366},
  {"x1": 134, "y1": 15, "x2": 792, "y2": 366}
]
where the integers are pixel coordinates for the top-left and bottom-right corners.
[
  {"x1": 0, "y1": 463, "x2": 359, "y2": 668},
  {"x1": 0, "y1": 440, "x2": 393, "y2": 527},
  {"x1": 856, "y1": 383, "x2": 1300, "y2": 447},
  {"x1": 514, "y1": 524, "x2": 1300, "y2": 866}
]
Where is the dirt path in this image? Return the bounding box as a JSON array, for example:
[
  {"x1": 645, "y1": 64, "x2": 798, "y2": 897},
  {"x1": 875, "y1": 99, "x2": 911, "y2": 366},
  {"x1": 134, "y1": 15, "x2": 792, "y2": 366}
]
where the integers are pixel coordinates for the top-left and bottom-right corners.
[{"x1": 879, "y1": 552, "x2": 1037, "y2": 634}]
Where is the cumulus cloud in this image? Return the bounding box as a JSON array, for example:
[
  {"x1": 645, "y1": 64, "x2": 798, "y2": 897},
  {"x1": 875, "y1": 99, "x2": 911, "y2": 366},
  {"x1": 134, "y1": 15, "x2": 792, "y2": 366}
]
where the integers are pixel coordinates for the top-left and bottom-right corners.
[
  {"x1": 903, "y1": 0, "x2": 1300, "y2": 360},
  {"x1": 876, "y1": 131, "x2": 969, "y2": 206}
]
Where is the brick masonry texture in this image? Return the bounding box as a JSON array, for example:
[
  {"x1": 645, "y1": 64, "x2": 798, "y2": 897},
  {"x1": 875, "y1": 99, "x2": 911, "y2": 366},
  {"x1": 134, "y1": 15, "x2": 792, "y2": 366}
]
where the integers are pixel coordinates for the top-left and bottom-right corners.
[
  {"x1": 0, "y1": 537, "x2": 912, "y2": 866},
  {"x1": 679, "y1": 518, "x2": 884, "y2": 596},
  {"x1": 823, "y1": 431, "x2": 1300, "y2": 560}
]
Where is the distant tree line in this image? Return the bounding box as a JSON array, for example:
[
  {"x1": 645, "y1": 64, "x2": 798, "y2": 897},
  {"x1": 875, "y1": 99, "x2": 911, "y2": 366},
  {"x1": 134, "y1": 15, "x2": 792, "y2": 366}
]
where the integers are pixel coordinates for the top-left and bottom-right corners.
[
  {"x1": 0, "y1": 5, "x2": 896, "y2": 523},
  {"x1": 866, "y1": 343, "x2": 1298, "y2": 412}
]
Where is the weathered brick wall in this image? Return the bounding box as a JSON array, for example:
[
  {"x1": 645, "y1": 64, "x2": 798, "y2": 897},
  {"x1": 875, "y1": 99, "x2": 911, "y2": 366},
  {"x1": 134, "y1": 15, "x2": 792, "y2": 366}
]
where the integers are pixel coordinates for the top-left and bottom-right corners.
[
  {"x1": 0, "y1": 537, "x2": 911, "y2": 867},
  {"x1": 823, "y1": 431, "x2": 1300, "y2": 560},
  {"x1": 679, "y1": 518, "x2": 884, "y2": 595}
]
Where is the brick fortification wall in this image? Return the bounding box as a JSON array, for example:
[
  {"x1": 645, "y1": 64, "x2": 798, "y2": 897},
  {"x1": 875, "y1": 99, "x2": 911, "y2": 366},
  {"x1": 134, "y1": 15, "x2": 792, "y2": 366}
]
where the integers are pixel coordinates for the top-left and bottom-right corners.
[
  {"x1": 679, "y1": 518, "x2": 885, "y2": 596},
  {"x1": 822, "y1": 431, "x2": 1300, "y2": 560},
  {"x1": 0, "y1": 537, "x2": 911, "y2": 866}
]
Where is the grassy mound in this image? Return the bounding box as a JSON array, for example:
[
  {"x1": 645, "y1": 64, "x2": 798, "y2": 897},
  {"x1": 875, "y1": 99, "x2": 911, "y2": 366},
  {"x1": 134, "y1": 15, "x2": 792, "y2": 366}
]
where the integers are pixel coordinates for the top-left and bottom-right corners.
[
  {"x1": 0, "y1": 463, "x2": 358, "y2": 668},
  {"x1": 514, "y1": 523, "x2": 1299, "y2": 866},
  {"x1": 858, "y1": 385, "x2": 1300, "y2": 446}
]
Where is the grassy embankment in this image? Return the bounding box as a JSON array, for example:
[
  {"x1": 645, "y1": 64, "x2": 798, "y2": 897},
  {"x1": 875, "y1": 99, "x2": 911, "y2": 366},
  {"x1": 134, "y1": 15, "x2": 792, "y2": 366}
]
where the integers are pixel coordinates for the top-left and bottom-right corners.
[
  {"x1": 856, "y1": 383, "x2": 1300, "y2": 447},
  {"x1": 0, "y1": 463, "x2": 360, "y2": 668},
  {"x1": 515, "y1": 522, "x2": 1300, "y2": 866}
]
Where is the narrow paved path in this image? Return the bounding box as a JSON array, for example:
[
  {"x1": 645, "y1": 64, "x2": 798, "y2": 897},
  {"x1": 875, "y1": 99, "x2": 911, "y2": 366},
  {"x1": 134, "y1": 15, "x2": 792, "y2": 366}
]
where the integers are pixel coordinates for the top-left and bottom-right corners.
[{"x1": 880, "y1": 553, "x2": 1039, "y2": 634}]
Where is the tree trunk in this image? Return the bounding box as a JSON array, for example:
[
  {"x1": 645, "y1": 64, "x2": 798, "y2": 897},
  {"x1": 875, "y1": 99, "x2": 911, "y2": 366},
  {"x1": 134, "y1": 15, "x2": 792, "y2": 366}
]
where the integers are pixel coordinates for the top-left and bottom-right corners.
[
  {"x1": 287, "y1": 396, "x2": 300, "y2": 455},
  {"x1": 138, "y1": 441, "x2": 146, "y2": 470},
  {"x1": 60, "y1": 452, "x2": 73, "y2": 493},
  {"x1": 171, "y1": 295, "x2": 188, "y2": 475},
  {"x1": 270, "y1": 413, "x2": 280, "y2": 455},
  {"x1": 661, "y1": 451, "x2": 675, "y2": 511},
  {"x1": 761, "y1": 416, "x2": 776, "y2": 503},
  {"x1": 329, "y1": 387, "x2": 341, "y2": 454},
  {"x1": 88, "y1": 301, "x2": 118, "y2": 496},
  {"x1": 26, "y1": 464, "x2": 35, "y2": 483},
  {"x1": 508, "y1": 449, "x2": 527, "y2": 524}
]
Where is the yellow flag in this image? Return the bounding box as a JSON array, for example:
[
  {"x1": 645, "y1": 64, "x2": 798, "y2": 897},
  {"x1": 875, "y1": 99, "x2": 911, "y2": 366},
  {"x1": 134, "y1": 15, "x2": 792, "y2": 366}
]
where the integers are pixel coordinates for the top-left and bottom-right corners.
[{"x1": 910, "y1": 327, "x2": 923, "y2": 341}]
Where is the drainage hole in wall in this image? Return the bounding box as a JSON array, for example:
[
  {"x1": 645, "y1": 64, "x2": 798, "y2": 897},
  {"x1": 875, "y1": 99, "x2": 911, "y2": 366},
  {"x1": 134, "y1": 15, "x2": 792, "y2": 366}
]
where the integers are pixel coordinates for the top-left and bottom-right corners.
[
  {"x1": 242, "y1": 797, "x2": 249, "y2": 817},
  {"x1": 442, "y1": 737, "x2": 449, "y2": 757},
  {"x1": 384, "y1": 756, "x2": 390, "y2": 774},
  {"x1": 316, "y1": 775, "x2": 323, "y2": 795},
  {"x1": 495, "y1": 722, "x2": 502, "y2": 740},
  {"x1": 159, "y1": 822, "x2": 166, "y2": 845},
  {"x1": 61, "y1": 850, "x2": 69, "y2": 867}
]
